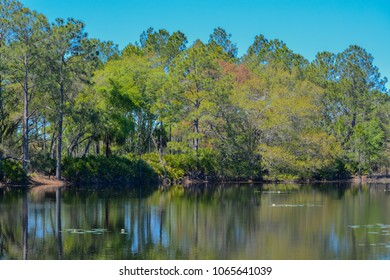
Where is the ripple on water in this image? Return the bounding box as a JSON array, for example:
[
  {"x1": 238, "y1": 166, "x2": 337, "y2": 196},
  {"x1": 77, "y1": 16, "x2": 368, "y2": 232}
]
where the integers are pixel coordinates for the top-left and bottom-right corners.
[
  {"x1": 348, "y1": 225, "x2": 360, "y2": 229},
  {"x1": 67, "y1": 228, "x2": 108, "y2": 235}
]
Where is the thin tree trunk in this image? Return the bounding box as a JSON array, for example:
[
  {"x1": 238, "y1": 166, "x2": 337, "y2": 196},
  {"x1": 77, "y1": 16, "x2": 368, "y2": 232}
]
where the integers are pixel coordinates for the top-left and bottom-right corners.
[
  {"x1": 83, "y1": 137, "x2": 93, "y2": 157},
  {"x1": 194, "y1": 99, "x2": 200, "y2": 157},
  {"x1": 43, "y1": 117, "x2": 47, "y2": 153},
  {"x1": 68, "y1": 133, "x2": 82, "y2": 157},
  {"x1": 194, "y1": 117, "x2": 200, "y2": 173},
  {"x1": 0, "y1": 39, "x2": 2, "y2": 154},
  {"x1": 194, "y1": 118, "x2": 199, "y2": 153},
  {"x1": 105, "y1": 137, "x2": 110, "y2": 158},
  {"x1": 56, "y1": 79, "x2": 64, "y2": 179},
  {"x1": 159, "y1": 121, "x2": 163, "y2": 153},
  {"x1": 56, "y1": 114, "x2": 63, "y2": 179},
  {"x1": 22, "y1": 55, "x2": 29, "y2": 170},
  {"x1": 358, "y1": 152, "x2": 362, "y2": 182},
  {"x1": 35, "y1": 116, "x2": 39, "y2": 146},
  {"x1": 95, "y1": 141, "x2": 100, "y2": 155},
  {"x1": 151, "y1": 132, "x2": 166, "y2": 179},
  {"x1": 0, "y1": 75, "x2": 3, "y2": 160},
  {"x1": 50, "y1": 131, "x2": 57, "y2": 159}
]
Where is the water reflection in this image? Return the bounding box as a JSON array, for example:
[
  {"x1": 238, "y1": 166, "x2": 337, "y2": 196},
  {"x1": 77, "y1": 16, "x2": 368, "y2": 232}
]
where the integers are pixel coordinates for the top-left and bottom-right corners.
[
  {"x1": 23, "y1": 192, "x2": 28, "y2": 260},
  {"x1": 56, "y1": 188, "x2": 63, "y2": 260},
  {"x1": 0, "y1": 183, "x2": 389, "y2": 260}
]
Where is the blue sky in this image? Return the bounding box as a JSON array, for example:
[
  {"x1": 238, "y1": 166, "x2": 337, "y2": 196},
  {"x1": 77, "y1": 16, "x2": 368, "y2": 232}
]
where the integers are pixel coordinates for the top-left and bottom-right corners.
[{"x1": 21, "y1": 0, "x2": 390, "y2": 87}]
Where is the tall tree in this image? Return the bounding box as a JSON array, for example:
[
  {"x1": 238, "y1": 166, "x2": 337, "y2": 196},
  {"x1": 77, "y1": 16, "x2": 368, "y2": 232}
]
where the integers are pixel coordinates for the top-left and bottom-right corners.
[
  {"x1": 207, "y1": 61, "x2": 263, "y2": 178},
  {"x1": 244, "y1": 34, "x2": 307, "y2": 73},
  {"x1": 138, "y1": 27, "x2": 187, "y2": 70},
  {"x1": 45, "y1": 18, "x2": 92, "y2": 179},
  {"x1": 309, "y1": 45, "x2": 388, "y2": 176},
  {"x1": 208, "y1": 27, "x2": 238, "y2": 61},
  {"x1": 168, "y1": 40, "x2": 224, "y2": 171},
  {"x1": 0, "y1": 0, "x2": 22, "y2": 159},
  {"x1": 239, "y1": 36, "x2": 341, "y2": 180},
  {"x1": 6, "y1": 5, "x2": 48, "y2": 169},
  {"x1": 93, "y1": 51, "x2": 166, "y2": 156},
  {"x1": 62, "y1": 39, "x2": 119, "y2": 158}
]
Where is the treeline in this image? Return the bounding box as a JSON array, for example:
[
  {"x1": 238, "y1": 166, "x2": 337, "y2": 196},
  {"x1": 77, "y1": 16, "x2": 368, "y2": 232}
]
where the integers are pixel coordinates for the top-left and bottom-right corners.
[{"x1": 0, "y1": 0, "x2": 389, "y2": 184}]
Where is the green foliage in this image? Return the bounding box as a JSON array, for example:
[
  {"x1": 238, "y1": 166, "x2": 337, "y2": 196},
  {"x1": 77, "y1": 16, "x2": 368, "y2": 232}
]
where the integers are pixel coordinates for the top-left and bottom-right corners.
[
  {"x1": 308, "y1": 45, "x2": 389, "y2": 178},
  {"x1": 143, "y1": 153, "x2": 186, "y2": 180},
  {"x1": 165, "y1": 153, "x2": 196, "y2": 179},
  {"x1": 197, "y1": 148, "x2": 218, "y2": 178},
  {"x1": 62, "y1": 155, "x2": 156, "y2": 184},
  {"x1": 30, "y1": 153, "x2": 56, "y2": 176},
  {"x1": 93, "y1": 52, "x2": 167, "y2": 155},
  {"x1": 0, "y1": 159, "x2": 28, "y2": 184},
  {"x1": 143, "y1": 148, "x2": 218, "y2": 181},
  {"x1": 1, "y1": 1, "x2": 389, "y2": 183},
  {"x1": 260, "y1": 136, "x2": 346, "y2": 181},
  {"x1": 208, "y1": 27, "x2": 238, "y2": 61},
  {"x1": 345, "y1": 119, "x2": 385, "y2": 175}
]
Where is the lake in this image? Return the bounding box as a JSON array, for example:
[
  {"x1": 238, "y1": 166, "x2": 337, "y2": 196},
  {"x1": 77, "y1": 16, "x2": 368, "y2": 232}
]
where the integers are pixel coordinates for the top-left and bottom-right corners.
[{"x1": 0, "y1": 182, "x2": 389, "y2": 260}]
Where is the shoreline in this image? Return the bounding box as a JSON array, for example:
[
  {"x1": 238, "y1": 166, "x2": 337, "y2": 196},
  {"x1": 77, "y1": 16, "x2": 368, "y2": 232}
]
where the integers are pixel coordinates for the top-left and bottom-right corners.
[
  {"x1": 1, "y1": 174, "x2": 389, "y2": 189},
  {"x1": 184, "y1": 175, "x2": 390, "y2": 185},
  {"x1": 29, "y1": 174, "x2": 69, "y2": 188},
  {"x1": 0, "y1": 173, "x2": 68, "y2": 189}
]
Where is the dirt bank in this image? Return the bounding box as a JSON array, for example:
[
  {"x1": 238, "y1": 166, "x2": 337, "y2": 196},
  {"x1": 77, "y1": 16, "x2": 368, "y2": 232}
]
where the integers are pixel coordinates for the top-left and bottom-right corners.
[{"x1": 29, "y1": 174, "x2": 69, "y2": 189}]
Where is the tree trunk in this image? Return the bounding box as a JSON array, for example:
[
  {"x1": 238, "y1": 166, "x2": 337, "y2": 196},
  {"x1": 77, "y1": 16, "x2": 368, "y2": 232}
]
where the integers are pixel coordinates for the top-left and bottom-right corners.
[
  {"x1": 358, "y1": 151, "x2": 362, "y2": 183},
  {"x1": 105, "y1": 137, "x2": 110, "y2": 158},
  {"x1": 95, "y1": 141, "x2": 100, "y2": 155},
  {"x1": 22, "y1": 55, "x2": 29, "y2": 171},
  {"x1": 0, "y1": 75, "x2": 3, "y2": 160},
  {"x1": 43, "y1": 117, "x2": 47, "y2": 153},
  {"x1": 56, "y1": 79, "x2": 64, "y2": 180},
  {"x1": 35, "y1": 116, "x2": 39, "y2": 146},
  {"x1": 83, "y1": 137, "x2": 93, "y2": 157},
  {"x1": 194, "y1": 118, "x2": 199, "y2": 154},
  {"x1": 56, "y1": 113, "x2": 63, "y2": 179},
  {"x1": 194, "y1": 99, "x2": 200, "y2": 161},
  {"x1": 159, "y1": 121, "x2": 163, "y2": 153},
  {"x1": 50, "y1": 131, "x2": 57, "y2": 159}
]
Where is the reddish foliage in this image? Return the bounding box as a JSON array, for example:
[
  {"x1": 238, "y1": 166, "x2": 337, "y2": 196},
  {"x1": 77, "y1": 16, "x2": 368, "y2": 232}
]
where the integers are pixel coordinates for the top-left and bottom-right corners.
[{"x1": 219, "y1": 60, "x2": 251, "y2": 84}]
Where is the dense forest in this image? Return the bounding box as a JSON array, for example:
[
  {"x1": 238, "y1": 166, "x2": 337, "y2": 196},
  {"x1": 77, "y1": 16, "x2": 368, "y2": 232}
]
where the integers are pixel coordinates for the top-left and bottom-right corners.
[{"x1": 0, "y1": 0, "x2": 389, "y2": 184}]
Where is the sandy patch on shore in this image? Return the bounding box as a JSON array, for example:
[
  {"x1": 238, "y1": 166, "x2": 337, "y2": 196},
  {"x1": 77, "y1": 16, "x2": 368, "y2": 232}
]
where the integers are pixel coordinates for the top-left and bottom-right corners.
[{"x1": 29, "y1": 173, "x2": 69, "y2": 189}]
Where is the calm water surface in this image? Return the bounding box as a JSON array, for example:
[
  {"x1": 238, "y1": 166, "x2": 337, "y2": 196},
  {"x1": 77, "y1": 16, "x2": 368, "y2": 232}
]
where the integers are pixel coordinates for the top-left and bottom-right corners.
[{"x1": 0, "y1": 183, "x2": 389, "y2": 260}]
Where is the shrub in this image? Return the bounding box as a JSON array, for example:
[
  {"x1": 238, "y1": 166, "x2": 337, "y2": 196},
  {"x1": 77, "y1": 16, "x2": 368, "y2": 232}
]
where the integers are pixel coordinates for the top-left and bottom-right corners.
[
  {"x1": 30, "y1": 153, "x2": 56, "y2": 176},
  {"x1": 0, "y1": 159, "x2": 28, "y2": 184},
  {"x1": 143, "y1": 149, "x2": 219, "y2": 181},
  {"x1": 62, "y1": 155, "x2": 157, "y2": 184}
]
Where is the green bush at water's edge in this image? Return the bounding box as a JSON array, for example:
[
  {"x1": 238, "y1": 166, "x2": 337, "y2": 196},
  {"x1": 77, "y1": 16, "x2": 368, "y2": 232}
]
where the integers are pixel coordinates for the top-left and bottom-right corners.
[
  {"x1": 61, "y1": 150, "x2": 219, "y2": 184},
  {"x1": 0, "y1": 159, "x2": 28, "y2": 184},
  {"x1": 30, "y1": 153, "x2": 56, "y2": 176},
  {"x1": 0, "y1": 151, "x2": 356, "y2": 186},
  {"x1": 62, "y1": 155, "x2": 156, "y2": 184}
]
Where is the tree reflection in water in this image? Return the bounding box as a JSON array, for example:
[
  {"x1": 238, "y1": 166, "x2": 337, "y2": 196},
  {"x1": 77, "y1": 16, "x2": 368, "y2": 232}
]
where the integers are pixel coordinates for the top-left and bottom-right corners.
[
  {"x1": 22, "y1": 191, "x2": 28, "y2": 260},
  {"x1": 56, "y1": 188, "x2": 63, "y2": 260},
  {"x1": 0, "y1": 183, "x2": 390, "y2": 260}
]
